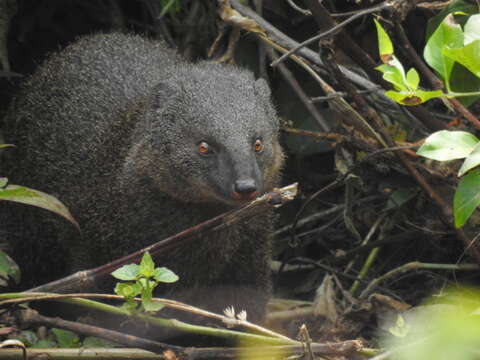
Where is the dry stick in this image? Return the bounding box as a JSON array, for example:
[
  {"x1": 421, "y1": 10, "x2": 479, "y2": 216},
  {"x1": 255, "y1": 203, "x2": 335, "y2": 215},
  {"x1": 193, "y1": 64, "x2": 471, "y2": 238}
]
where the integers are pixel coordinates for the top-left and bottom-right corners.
[
  {"x1": 271, "y1": 0, "x2": 392, "y2": 67},
  {"x1": 266, "y1": 48, "x2": 330, "y2": 132},
  {"x1": 394, "y1": 21, "x2": 480, "y2": 130},
  {"x1": 359, "y1": 262, "x2": 480, "y2": 299},
  {"x1": 27, "y1": 183, "x2": 298, "y2": 294},
  {"x1": 226, "y1": 0, "x2": 379, "y2": 91}
]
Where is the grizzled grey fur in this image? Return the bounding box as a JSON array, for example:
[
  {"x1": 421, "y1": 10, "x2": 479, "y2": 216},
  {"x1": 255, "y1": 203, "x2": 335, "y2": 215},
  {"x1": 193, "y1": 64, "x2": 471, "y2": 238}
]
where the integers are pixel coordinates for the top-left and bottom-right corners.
[{"x1": 3, "y1": 33, "x2": 283, "y2": 324}]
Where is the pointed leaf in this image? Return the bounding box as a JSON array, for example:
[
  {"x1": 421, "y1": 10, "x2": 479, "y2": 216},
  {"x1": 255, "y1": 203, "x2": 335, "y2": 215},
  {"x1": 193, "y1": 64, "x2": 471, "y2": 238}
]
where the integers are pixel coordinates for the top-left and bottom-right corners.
[
  {"x1": 459, "y1": 143, "x2": 480, "y2": 176},
  {"x1": 0, "y1": 250, "x2": 21, "y2": 284},
  {"x1": 154, "y1": 267, "x2": 179, "y2": 283},
  {"x1": 376, "y1": 64, "x2": 408, "y2": 91},
  {"x1": 406, "y1": 68, "x2": 420, "y2": 90},
  {"x1": 114, "y1": 282, "x2": 142, "y2": 298},
  {"x1": 454, "y1": 169, "x2": 480, "y2": 227},
  {"x1": 417, "y1": 130, "x2": 479, "y2": 160},
  {"x1": 374, "y1": 19, "x2": 394, "y2": 61},
  {"x1": 424, "y1": 14, "x2": 464, "y2": 84},
  {"x1": 0, "y1": 185, "x2": 79, "y2": 229},
  {"x1": 111, "y1": 264, "x2": 140, "y2": 280},
  {"x1": 139, "y1": 251, "x2": 155, "y2": 277}
]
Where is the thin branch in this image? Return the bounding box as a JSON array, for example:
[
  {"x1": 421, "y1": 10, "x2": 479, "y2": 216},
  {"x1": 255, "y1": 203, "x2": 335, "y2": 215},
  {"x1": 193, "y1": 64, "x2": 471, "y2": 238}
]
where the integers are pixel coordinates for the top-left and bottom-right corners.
[
  {"x1": 266, "y1": 48, "x2": 330, "y2": 131},
  {"x1": 271, "y1": 1, "x2": 392, "y2": 67},
  {"x1": 359, "y1": 262, "x2": 480, "y2": 298}
]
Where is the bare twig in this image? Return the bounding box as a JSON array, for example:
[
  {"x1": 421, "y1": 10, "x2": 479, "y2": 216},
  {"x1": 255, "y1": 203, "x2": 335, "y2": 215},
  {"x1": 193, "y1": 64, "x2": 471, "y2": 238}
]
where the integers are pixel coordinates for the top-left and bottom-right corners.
[
  {"x1": 266, "y1": 48, "x2": 330, "y2": 131},
  {"x1": 271, "y1": 1, "x2": 392, "y2": 67},
  {"x1": 359, "y1": 262, "x2": 480, "y2": 298}
]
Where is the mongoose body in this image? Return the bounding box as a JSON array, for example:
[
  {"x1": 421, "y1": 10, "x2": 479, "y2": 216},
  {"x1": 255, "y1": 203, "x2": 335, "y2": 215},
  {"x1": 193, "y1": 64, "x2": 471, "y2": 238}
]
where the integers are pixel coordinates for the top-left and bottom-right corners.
[{"x1": 3, "y1": 33, "x2": 283, "y2": 323}]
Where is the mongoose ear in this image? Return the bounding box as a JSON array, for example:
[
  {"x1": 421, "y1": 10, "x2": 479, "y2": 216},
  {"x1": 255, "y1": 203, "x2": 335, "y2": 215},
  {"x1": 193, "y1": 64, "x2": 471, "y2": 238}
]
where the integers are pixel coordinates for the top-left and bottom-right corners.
[
  {"x1": 149, "y1": 82, "x2": 179, "y2": 112},
  {"x1": 254, "y1": 78, "x2": 271, "y2": 99}
]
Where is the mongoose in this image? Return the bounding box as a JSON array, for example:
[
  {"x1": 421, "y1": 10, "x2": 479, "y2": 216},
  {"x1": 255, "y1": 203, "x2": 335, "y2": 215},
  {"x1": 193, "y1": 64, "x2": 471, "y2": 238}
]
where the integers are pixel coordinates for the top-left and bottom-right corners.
[{"x1": 3, "y1": 33, "x2": 283, "y2": 325}]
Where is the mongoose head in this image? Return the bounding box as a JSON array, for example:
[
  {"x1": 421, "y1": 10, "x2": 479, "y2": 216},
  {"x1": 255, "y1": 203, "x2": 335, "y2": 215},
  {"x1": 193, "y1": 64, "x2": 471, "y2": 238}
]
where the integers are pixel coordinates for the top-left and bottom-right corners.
[{"x1": 124, "y1": 63, "x2": 283, "y2": 206}]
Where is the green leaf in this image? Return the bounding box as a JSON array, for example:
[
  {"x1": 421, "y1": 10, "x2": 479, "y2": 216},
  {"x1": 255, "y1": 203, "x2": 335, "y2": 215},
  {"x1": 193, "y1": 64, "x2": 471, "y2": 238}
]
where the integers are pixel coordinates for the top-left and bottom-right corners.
[
  {"x1": 464, "y1": 14, "x2": 480, "y2": 45},
  {"x1": 51, "y1": 328, "x2": 81, "y2": 348},
  {"x1": 376, "y1": 64, "x2": 408, "y2": 91},
  {"x1": 0, "y1": 184, "x2": 79, "y2": 229},
  {"x1": 114, "y1": 282, "x2": 142, "y2": 298},
  {"x1": 424, "y1": 14, "x2": 464, "y2": 85},
  {"x1": 459, "y1": 143, "x2": 480, "y2": 176},
  {"x1": 374, "y1": 19, "x2": 394, "y2": 61},
  {"x1": 443, "y1": 40, "x2": 480, "y2": 78},
  {"x1": 0, "y1": 250, "x2": 21, "y2": 284},
  {"x1": 142, "y1": 298, "x2": 165, "y2": 312},
  {"x1": 454, "y1": 169, "x2": 480, "y2": 227},
  {"x1": 139, "y1": 251, "x2": 155, "y2": 277},
  {"x1": 406, "y1": 68, "x2": 420, "y2": 90},
  {"x1": 111, "y1": 264, "x2": 140, "y2": 280},
  {"x1": 154, "y1": 267, "x2": 179, "y2": 283},
  {"x1": 0, "y1": 144, "x2": 14, "y2": 149},
  {"x1": 385, "y1": 89, "x2": 443, "y2": 105},
  {"x1": 0, "y1": 178, "x2": 7, "y2": 187},
  {"x1": 417, "y1": 130, "x2": 479, "y2": 160}
]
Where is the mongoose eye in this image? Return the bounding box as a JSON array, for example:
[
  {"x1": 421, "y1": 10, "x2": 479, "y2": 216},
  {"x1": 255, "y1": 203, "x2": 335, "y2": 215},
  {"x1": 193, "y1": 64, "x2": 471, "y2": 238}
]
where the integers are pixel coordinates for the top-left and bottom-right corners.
[
  {"x1": 198, "y1": 141, "x2": 211, "y2": 155},
  {"x1": 254, "y1": 139, "x2": 264, "y2": 153}
]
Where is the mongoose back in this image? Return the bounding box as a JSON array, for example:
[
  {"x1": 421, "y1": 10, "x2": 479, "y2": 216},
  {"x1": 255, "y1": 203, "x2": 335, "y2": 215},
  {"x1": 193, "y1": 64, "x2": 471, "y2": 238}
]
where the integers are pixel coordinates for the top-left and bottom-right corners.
[{"x1": 3, "y1": 33, "x2": 283, "y2": 324}]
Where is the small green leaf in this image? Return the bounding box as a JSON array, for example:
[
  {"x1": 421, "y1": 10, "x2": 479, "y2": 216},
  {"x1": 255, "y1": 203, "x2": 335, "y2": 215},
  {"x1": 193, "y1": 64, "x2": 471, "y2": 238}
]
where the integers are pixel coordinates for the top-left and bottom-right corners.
[
  {"x1": 111, "y1": 264, "x2": 140, "y2": 280},
  {"x1": 0, "y1": 144, "x2": 14, "y2": 149},
  {"x1": 406, "y1": 68, "x2": 420, "y2": 90},
  {"x1": 458, "y1": 143, "x2": 480, "y2": 176},
  {"x1": 0, "y1": 178, "x2": 7, "y2": 187},
  {"x1": 374, "y1": 19, "x2": 394, "y2": 61},
  {"x1": 142, "y1": 298, "x2": 165, "y2": 312},
  {"x1": 139, "y1": 251, "x2": 155, "y2": 277},
  {"x1": 0, "y1": 185, "x2": 79, "y2": 229},
  {"x1": 51, "y1": 328, "x2": 81, "y2": 348},
  {"x1": 154, "y1": 267, "x2": 179, "y2": 283},
  {"x1": 424, "y1": 14, "x2": 464, "y2": 85},
  {"x1": 417, "y1": 130, "x2": 479, "y2": 160},
  {"x1": 454, "y1": 169, "x2": 480, "y2": 227},
  {"x1": 114, "y1": 282, "x2": 142, "y2": 298},
  {"x1": 0, "y1": 250, "x2": 21, "y2": 284},
  {"x1": 376, "y1": 64, "x2": 408, "y2": 91}
]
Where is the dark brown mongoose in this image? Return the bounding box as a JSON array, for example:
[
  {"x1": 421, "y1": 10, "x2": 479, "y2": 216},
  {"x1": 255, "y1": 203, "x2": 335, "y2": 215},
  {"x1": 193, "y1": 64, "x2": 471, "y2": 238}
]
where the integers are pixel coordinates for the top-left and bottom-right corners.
[{"x1": 3, "y1": 33, "x2": 283, "y2": 325}]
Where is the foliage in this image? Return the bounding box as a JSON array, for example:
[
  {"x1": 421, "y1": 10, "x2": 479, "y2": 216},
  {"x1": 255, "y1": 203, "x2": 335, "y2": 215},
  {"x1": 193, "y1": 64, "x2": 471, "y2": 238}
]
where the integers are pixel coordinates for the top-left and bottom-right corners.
[
  {"x1": 375, "y1": 14, "x2": 480, "y2": 227},
  {"x1": 374, "y1": 14, "x2": 480, "y2": 106},
  {"x1": 112, "y1": 251, "x2": 179, "y2": 312},
  {"x1": 382, "y1": 288, "x2": 480, "y2": 360},
  {"x1": 0, "y1": 145, "x2": 78, "y2": 286}
]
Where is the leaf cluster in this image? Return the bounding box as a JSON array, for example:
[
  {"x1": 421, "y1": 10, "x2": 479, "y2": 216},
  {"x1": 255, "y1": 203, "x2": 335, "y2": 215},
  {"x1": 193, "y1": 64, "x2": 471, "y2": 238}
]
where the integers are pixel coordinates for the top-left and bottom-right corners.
[{"x1": 112, "y1": 251, "x2": 179, "y2": 312}]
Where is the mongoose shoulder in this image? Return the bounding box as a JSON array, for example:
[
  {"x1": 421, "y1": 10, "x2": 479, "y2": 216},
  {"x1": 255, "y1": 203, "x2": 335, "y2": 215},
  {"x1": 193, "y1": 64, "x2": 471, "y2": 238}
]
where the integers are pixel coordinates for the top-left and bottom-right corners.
[{"x1": 3, "y1": 33, "x2": 284, "y2": 324}]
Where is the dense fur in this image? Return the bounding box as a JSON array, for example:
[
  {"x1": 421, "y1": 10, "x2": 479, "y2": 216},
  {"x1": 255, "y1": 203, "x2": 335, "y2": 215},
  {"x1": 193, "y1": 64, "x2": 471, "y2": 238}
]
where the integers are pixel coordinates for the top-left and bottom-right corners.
[{"x1": 3, "y1": 33, "x2": 283, "y2": 325}]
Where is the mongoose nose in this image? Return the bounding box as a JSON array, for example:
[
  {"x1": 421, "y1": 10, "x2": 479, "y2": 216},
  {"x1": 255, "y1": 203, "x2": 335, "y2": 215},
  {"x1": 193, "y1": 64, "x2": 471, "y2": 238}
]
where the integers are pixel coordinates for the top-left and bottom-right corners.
[{"x1": 233, "y1": 179, "x2": 258, "y2": 200}]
